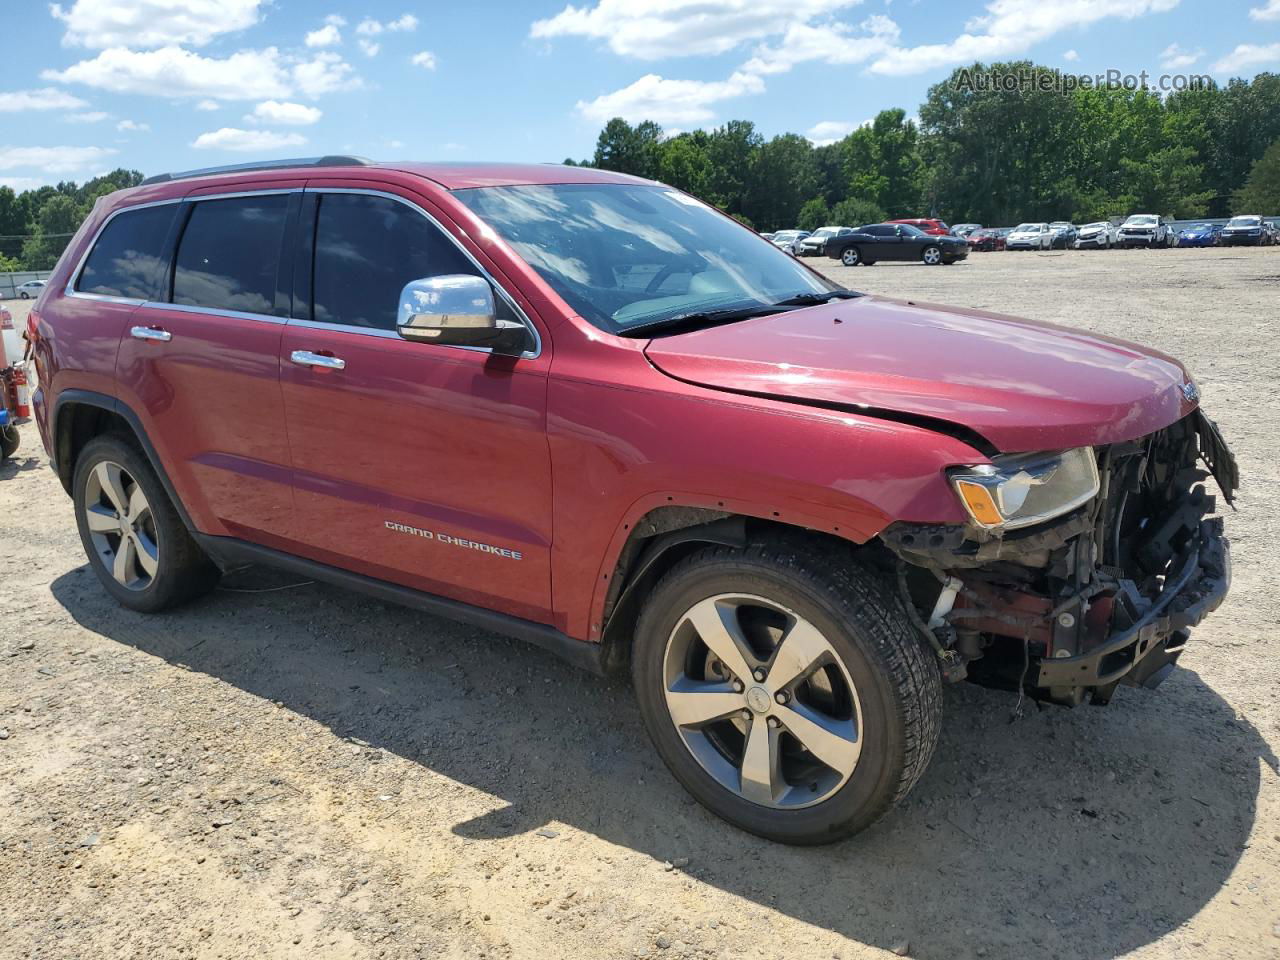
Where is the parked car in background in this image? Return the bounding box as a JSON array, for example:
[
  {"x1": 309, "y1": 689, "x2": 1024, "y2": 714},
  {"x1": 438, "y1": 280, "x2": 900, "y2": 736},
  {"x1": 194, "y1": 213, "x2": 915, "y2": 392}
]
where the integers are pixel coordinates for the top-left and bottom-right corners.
[
  {"x1": 966, "y1": 228, "x2": 1006, "y2": 252},
  {"x1": 951, "y1": 223, "x2": 982, "y2": 238},
  {"x1": 1118, "y1": 214, "x2": 1175, "y2": 248},
  {"x1": 1220, "y1": 215, "x2": 1267, "y2": 246},
  {"x1": 826, "y1": 223, "x2": 969, "y2": 266},
  {"x1": 16, "y1": 279, "x2": 47, "y2": 299},
  {"x1": 759, "y1": 232, "x2": 775, "y2": 241},
  {"x1": 797, "y1": 226, "x2": 851, "y2": 257},
  {"x1": 1265, "y1": 221, "x2": 1279, "y2": 245},
  {"x1": 1176, "y1": 223, "x2": 1222, "y2": 247},
  {"x1": 31, "y1": 156, "x2": 1238, "y2": 845},
  {"x1": 887, "y1": 218, "x2": 950, "y2": 236},
  {"x1": 1006, "y1": 223, "x2": 1053, "y2": 250},
  {"x1": 1048, "y1": 222, "x2": 1078, "y2": 249},
  {"x1": 769, "y1": 230, "x2": 810, "y2": 255},
  {"x1": 1073, "y1": 222, "x2": 1116, "y2": 249}
]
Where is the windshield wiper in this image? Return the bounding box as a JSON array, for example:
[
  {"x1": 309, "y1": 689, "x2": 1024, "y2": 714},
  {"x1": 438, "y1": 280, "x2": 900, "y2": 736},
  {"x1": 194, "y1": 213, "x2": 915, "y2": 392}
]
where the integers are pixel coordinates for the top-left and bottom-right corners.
[
  {"x1": 620, "y1": 303, "x2": 794, "y2": 338},
  {"x1": 772, "y1": 290, "x2": 861, "y2": 306}
]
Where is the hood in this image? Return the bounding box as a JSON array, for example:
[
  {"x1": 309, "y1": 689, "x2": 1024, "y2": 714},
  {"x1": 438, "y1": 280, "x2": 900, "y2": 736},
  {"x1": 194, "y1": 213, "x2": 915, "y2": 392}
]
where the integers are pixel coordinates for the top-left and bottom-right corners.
[{"x1": 643, "y1": 296, "x2": 1196, "y2": 453}]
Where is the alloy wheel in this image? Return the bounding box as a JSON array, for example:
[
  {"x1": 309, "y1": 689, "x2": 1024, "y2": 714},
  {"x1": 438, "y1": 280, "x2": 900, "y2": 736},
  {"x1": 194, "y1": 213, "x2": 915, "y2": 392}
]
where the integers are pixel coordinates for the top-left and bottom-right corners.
[
  {"x1": 842, "y1": 247, "x2": 859, "y2": 266},
  {"x1": 922, "y1": 246, "x2": 942, "y2": 265},
  {"x1": 661, "y1": 593, "x2": 863, "y2": 809},
  {"x1": 83, "y1": 460, "x2": 159, "y2": 590}
]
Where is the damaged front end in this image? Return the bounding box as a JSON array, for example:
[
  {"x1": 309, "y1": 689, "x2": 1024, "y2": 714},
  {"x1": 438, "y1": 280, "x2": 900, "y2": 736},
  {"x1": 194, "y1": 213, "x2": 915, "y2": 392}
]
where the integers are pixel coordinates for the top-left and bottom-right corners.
[{"x1": 882, "y1": 410, "x2": 1238, "y2": 706}]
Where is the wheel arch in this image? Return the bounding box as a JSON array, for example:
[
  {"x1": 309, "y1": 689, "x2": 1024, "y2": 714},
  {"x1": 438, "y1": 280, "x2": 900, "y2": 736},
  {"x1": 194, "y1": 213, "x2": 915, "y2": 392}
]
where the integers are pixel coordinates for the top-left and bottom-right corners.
[
  {"x1": 594, "y1": 501, "x2": 887, "y2": 675},
  {"x1": 52, "y1": 390, "x2": 199, "y2": 536}
]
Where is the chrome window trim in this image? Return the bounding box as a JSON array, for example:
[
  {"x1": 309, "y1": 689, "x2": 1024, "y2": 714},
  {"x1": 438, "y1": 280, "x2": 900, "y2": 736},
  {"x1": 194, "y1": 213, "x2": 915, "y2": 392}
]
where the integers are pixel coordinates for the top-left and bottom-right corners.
[
  {"x1": 301, "y1": 187, "x2": 542, "y2": 360},
  {"x1": 140, "y1": 301, "x2": 288, "y2": 325}
]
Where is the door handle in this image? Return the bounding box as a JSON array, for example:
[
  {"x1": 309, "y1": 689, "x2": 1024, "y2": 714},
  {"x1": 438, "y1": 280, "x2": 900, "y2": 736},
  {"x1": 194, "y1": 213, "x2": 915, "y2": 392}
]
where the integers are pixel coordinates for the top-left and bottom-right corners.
[
  {"x1": 130, "y1": 326, "x2": 171, "y2": 342},
  {"x1": 290, "y1": 350, "x2": 345, "y2": 370}
]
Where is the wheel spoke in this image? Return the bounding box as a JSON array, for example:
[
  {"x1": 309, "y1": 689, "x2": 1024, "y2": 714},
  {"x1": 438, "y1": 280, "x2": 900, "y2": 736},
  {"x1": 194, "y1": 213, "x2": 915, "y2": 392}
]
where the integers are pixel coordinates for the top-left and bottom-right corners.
[
  {"x1": 776, "y1": 703, "x2": 860, "y2": 776},
  {"x1": 768, "y1": 619, "x2": 832, "y2": 690},
  {"x1": 112, "y1": 536, "x2": 138, "y2": 585},
  {"x1": 665, "y1": 678, "x2": 744, "y2": 727},
  {"x1": 126, "y1": 483, "x2": 149, "y2": 527},
  {"x1": 683, "y1": 597, "x2": 755, "y2": 683},
  {"x1": 739, "y1": 717, "x2": 781, "y2": 804},
  {"x1": 133, "y1": 532, "x2": 159, "y2": 578},
  {"x1": 85, "y1": 504, "x2": 121, "y2": 533},
  {"x1": 94, "y1": 462, "x2": 130, "y2": 515}
]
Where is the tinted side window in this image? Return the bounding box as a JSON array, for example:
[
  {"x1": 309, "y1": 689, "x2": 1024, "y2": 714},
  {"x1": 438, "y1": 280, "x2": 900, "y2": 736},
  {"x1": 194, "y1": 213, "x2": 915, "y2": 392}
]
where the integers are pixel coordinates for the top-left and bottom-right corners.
[
  {"x1": 312, "y1": 193, "x2": 479, "y2": 330},
  {"x1": 76, "y1": 204, "x2": 176, "y2": 300},
  {"x1": 173, "y1": 195, "x2": 289, "y2": 315}
]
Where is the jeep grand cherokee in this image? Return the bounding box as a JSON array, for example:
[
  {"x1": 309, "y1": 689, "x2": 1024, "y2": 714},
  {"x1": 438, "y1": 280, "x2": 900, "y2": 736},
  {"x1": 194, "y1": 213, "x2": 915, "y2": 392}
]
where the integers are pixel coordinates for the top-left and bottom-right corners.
[{"x1": 28, "y1": 157, "x2": 1237, "y2": 845}]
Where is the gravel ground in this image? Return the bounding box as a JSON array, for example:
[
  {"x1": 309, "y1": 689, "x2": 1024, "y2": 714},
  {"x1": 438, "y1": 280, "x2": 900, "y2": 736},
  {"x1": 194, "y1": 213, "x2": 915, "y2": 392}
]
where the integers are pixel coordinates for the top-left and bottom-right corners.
[{"x1": 1, "y1": 246, "x2": 1278, "y2": 960}]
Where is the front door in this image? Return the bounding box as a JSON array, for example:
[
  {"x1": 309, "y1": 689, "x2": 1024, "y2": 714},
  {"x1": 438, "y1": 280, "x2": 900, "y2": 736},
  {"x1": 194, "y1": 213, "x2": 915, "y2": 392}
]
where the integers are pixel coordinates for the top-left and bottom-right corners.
[{"x1": 278, "y1": 188, "x2": 553, "y2": 623}]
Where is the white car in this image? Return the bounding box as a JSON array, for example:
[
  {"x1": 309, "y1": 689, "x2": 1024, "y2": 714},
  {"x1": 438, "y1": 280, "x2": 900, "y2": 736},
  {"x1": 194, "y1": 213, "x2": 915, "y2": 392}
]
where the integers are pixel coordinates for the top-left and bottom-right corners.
[
  {"x1": 770, "y1": 230, "x2": 809, "y2": 255},
  {"x1": 16, "y1": 279, "x2": 46, "y2": 299},
  {"x1": 1074, "y1": 221, "x2": 1117, "y2": 249},
  {"x1": 1006, "y1": 223, "x2": 1053, "y2": 250},
  {"x1": 1117, "y1": 214, "x2": 1175, "y2": 248},
  {"x1": 797, "y1": 226, "x2": 853, "y2": 257}
]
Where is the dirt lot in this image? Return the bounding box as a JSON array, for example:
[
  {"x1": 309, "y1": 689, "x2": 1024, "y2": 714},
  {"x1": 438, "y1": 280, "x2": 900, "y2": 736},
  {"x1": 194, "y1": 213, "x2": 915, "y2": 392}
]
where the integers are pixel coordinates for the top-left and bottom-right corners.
[{"x1": 2, "y1": 247, "x2": 1278, "y2": 960}]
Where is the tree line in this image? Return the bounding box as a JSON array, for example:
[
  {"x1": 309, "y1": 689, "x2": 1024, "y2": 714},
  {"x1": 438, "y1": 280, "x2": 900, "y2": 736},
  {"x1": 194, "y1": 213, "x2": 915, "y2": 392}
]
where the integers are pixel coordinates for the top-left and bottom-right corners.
[
  {"x1": 571, "y1": 61, "x2": 1280, "y2": 232},
  {"x1": 4, "y1": 60, "x2": 1279, "y2": 272}
]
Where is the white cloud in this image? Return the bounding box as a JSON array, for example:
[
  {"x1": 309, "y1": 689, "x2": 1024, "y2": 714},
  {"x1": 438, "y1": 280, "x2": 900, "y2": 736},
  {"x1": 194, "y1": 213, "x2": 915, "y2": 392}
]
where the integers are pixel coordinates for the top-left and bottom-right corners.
[
  {"x1": 410, "y1": 51, "x2": 437, "y2": 69},
  {"x1": 44, "y1": 46, "x2": 357, "y2": 102},
  {"x1": 533, "y1": 0, "x2": 864, "y2": 60},
  {"x1": 191, "y1": 128, "x2": 307, "y2": 152},
  {"x1": 0, "y1": 145, "x2": 116, "y2": 173},
  {"x1": 742, "y1": 14, "x2": 899, "y2": 76},
  {"x1": 1160, "y1": 42, "x2": 1202, "y2": 69},
  {"x1": 196, "y1": 99, "x2": 219, "y2": 110},
  {"x1": 305, "y1": 23, "x2": 342, "y2": 48},
  {"x1": 1250, "y1": 1, "x2": 1280, "y2": 21},
  {"x1": 867, "y1": 0, "x2": 1181, "y2": 76},
  {"x1": 51, "y1": 0, "x2": 264, "y2": 50},
  {"x1": 67, "y1": 110, "x2": 109, "y2": 122},
  {"x1": 1062, "y1": 48, "x2": 1078, "y2": 61},
  {"x1": 0, "y1": 87, "x2": 89, "y2": 111},
  {"x1": 116, "y1": 119, "x2": 150, "y2": 131},
  {"x1": 1213, "y1": 42, "x2": 1280, "y2": 74},
  {"x1": 291, "y1": 52, "x2": 358, "y2": 97},
  {"x1": 358, "y1": 39, "x2": 381, "y2": 57},
  {"x1": 577, "y1": 71, "x2": 765, "y2": 125},
  {"x1": 805, "y1": 120, "x2": 865, "y2": 146},
  {"x1": 0, "y1": 176, "x2": 51, "y2": 191},
  {"x1": 247, "y1": 100, "x2": 322, "y2": 126},
  {"x1": 356, "y1": 13, "x2": 418, "y2": 35}
]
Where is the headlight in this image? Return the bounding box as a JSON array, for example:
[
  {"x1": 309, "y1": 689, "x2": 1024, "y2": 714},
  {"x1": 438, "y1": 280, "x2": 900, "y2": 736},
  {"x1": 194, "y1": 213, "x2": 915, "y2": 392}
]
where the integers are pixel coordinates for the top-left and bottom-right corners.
[{"x1": 949, "y1": 447, "x2": 1100, "y2": 530}]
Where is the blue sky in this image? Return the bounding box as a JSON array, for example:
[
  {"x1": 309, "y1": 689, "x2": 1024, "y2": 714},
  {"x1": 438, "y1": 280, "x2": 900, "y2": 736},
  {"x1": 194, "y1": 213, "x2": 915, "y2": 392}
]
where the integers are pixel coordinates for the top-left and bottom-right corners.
[{"x1": 2, "y1": 0, "x2": 1279, "y2": 189}]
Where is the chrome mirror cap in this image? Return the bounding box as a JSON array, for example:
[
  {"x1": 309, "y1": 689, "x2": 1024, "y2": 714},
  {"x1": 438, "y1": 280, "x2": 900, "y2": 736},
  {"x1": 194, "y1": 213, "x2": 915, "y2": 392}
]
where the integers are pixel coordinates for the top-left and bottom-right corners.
[{"x1": 397, "y1": 274, "x2": 496, "y2": 340}]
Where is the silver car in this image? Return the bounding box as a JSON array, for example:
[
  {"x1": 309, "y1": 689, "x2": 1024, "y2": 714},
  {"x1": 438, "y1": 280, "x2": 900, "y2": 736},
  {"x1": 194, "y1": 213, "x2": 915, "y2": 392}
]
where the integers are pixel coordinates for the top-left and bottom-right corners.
[
  {"x1": 1006, "y1": 222, "x2": 1053, "y2": 250},
  {"x1": 1074, "y1": 221, "x2": 1116, "y2": 249},
  {"x1": 797, "y1": 226, "x2": 853, "y2": 257},
  {"x1": 16, "y1": 279, "x2": 46, "y2": 299},
  {"x1": 770, "y1": 230, "x2": 809, "y2": 255}
]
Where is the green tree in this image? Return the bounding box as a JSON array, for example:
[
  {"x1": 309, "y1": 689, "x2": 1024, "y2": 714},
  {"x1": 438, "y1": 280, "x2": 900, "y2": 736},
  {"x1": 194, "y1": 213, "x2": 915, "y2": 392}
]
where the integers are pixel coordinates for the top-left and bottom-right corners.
[
  {"x1": 796, "y1": 197, "x2": 831, "y2": 231},
  {"x1": 1234, "y1": 139, "x2": 1280, "y2": 212},
  {"x1": 742, "y1": 134, "x2": 816, "y2": 230},
  {"x1": 831, "y1": 197, "x2": 885, "y2": 227},
  {"x1": 657, "y1": 132, "x2": 714, "y2": 200},
  {"x1": 592, "y1": 118, "x2": 664, "y2": 179},
  {"x1": 704, "y1": 120, "x2": 762, "y2": 214},
  {"x1": 21, "y1": 194, "x2": 81, "y2": 270}
]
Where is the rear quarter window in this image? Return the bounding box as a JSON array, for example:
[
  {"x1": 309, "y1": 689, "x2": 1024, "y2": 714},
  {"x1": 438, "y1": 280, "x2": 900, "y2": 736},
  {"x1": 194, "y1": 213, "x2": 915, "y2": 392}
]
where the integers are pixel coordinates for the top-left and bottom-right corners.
[{"x1": 76, "y1": 204, "x2": 176, "y2": 300}]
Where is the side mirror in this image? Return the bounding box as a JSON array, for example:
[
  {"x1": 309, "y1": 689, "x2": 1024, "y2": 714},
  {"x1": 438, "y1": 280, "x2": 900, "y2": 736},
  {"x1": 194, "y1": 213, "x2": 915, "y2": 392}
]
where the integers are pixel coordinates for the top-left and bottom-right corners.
[{"x1": 397, "y1": 275, "x2": 530, "y2": 355}]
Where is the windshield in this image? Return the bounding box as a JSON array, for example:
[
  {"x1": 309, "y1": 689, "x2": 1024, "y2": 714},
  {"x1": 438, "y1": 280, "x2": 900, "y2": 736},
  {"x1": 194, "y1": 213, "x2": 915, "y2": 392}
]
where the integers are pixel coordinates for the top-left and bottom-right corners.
[
  {"x1": 772, "y1": 231, "x2": 801, "y2": 240},
  {"x1": 1126, "y1": 215, "x2": 1157, "y2": 225},
  {"x1": 1014, "y1": 223, "x2": 1043, "y2": 232},
  {"x1": 812, "y1": 227, "x2": 839, "y2": 238},
  {"x1": 1081, "y1": 222, "x2": 1106, "y2": 230},
  {"x1": 1228, "y1": 216, "x2": 1261, "y2": 226},
  {"x1": 455, "y1": 183, "x2": 838, "y2": 334}
]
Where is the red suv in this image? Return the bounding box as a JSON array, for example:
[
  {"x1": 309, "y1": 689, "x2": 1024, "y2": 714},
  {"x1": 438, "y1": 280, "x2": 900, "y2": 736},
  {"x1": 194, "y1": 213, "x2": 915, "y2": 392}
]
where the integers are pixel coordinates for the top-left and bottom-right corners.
[{"x1": 30, "y1": 158, "x2": 1236, "y2": 844}]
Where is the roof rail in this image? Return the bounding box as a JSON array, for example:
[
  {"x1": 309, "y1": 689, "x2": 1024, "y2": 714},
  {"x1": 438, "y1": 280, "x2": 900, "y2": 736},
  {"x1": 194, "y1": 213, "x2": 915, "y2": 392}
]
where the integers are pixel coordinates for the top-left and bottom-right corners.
[{"x1": 140, "y1": 155, "x2": 374, "y2": 186}]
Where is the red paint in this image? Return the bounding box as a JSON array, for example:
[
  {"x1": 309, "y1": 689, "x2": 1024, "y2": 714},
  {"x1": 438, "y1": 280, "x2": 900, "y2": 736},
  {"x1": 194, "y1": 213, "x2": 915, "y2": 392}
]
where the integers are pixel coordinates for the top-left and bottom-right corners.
[
  {"x1": 32, "y1": 161, "x2": 1202, "y2": 645},
  {"x1": 888, "y1": 218, "x2": 950, "y2": 236}
]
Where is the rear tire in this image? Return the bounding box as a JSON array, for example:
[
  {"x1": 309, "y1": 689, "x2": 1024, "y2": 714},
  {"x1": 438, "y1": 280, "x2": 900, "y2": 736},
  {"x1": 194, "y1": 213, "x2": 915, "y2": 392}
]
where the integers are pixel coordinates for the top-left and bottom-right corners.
[
  {"x1": 73, "y1": 433, "x2": 219, "y2": 613},
  {"x1": 0, "y1": 425, "x2": 17, "y2": 461},
  {"x1": 632, "y1": 538, "x2": 941, "y2": 845}
]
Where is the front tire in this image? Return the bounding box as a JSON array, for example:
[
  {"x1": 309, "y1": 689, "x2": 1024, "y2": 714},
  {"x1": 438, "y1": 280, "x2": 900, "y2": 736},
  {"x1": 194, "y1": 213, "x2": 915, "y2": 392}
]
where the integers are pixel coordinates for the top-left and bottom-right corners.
[
  {"x1": 73, "y1": 434, "x2": 219, "y2": 613},
  {"x1": 921, "y1": 245, "x2": 942, "y2": 266},
  {"x1": 632, "y1": 539, "x2": 941, "y2": 845},
  {"x1": 0, "y1": 425, "x2": 17, "y2": 461},
  {"x1": 840, "y1": 246, "x2": 861, "y2": 267}
]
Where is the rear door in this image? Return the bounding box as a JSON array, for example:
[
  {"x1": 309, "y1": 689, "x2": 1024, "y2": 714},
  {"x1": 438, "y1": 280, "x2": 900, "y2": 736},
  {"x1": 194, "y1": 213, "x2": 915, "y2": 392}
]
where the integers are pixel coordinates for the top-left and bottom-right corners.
[
  {"x1": 278, "y1": 186, "x2": 553, "y2": 623},
  {"x1": 113, "y1": 186, "x2": 299, "y2": 546}
]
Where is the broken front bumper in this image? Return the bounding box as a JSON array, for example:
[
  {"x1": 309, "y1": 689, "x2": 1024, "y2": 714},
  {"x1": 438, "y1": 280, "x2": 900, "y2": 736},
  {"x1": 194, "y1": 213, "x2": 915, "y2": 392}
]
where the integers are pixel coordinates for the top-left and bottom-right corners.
[{"x1": 1035, "y1": 517, "x2": 1230, "y2": 691}]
